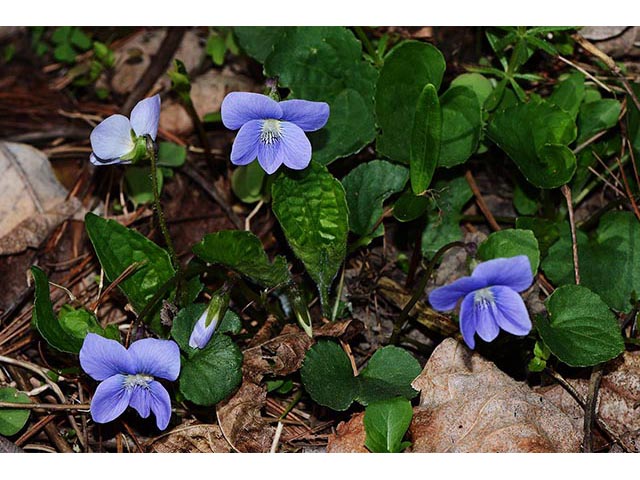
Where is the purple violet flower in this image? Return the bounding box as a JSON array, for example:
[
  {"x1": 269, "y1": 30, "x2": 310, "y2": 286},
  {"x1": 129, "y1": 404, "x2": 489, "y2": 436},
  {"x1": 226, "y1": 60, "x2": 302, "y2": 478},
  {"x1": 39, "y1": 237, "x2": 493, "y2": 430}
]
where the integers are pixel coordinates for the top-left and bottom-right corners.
[
  {"x1": 89, "y1": 95, "x2": 161, "y2": 166},
  {"x1": 79, "y1": 333, "x2": 180, "y2": 430},
  {"x1": 221, "y1": 92, "x2": 330, "y2": 174},
  {"x1": 428, "y1": 255, "x2": 534, "y2": 349},
  {"x1": 188, "y1": 292, "x2": 229, "y2": 350}
]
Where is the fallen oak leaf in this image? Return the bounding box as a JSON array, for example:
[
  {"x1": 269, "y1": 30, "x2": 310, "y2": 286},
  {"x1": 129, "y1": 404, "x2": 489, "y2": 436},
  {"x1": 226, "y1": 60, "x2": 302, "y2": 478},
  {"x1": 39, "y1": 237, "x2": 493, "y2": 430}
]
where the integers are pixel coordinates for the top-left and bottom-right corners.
[{"x1": 409, "y1": 338, "x2": 582, "y2": 452}]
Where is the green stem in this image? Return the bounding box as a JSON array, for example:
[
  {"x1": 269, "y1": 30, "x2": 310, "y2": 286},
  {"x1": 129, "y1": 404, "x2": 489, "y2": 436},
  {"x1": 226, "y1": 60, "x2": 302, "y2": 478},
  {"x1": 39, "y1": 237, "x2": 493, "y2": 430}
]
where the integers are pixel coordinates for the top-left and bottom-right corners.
[
  {"x1": 354, "y1": 27, "x2": 381, "y2": 67},
  {"x1": 390, "y1": 241, "x2": 467, "y2": 344},
  {"x1": 148, "y1": 137, "x2": 179, "y2": 271}
]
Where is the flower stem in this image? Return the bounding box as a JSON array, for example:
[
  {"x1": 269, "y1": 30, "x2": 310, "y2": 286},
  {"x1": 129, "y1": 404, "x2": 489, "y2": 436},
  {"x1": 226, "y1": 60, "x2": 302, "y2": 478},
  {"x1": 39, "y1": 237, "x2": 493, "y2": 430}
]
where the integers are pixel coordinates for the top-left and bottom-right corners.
[
  {"x1": 147, "y1": 137, "x2": 180, "y2": 274},
  {"x1": 390, "y1": 240, "x2": 467, "y2": 344}
]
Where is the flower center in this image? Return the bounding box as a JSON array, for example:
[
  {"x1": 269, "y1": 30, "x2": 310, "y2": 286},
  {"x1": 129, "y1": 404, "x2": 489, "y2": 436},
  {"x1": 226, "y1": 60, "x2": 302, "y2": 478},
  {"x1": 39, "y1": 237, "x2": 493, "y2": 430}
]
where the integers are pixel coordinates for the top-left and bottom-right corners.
[
  {"x1": 260, "y1": 119, "x2": 283, "y2": 145},
  {"x1": 123, "y1": 373, "x2": 154, "y2": 390},
  {"x1": 473, "y1": 287, "x2": 495, "y2": 310}
]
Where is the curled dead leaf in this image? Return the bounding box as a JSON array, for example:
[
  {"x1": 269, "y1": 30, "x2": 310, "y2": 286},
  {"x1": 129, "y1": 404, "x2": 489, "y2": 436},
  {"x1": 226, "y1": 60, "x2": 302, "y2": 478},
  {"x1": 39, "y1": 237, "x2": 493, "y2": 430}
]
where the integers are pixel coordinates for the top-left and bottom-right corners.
[
  {"x1": 0, "y1": 142, "x2": 83, "y2": 256},
  {"x1": 410, "y1": 338, "x2": 582, "y2": 452},
  {"x1": 326, "y1": 412, "x2": 368, "y2": 453}
]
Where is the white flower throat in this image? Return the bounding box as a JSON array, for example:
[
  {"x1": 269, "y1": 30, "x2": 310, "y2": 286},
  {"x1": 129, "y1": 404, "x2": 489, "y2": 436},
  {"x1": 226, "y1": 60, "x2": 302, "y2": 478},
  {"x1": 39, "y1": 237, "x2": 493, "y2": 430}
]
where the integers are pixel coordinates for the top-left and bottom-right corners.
[
  {"x1": 260, "y1": 119, "x2": 283, "y2": 145},
  {"x1": 123, "y1": 373, "x2": 153, "y2": 390},
  {"x1": 474, "y1": 287, "x2": 495, "y2": 309}
]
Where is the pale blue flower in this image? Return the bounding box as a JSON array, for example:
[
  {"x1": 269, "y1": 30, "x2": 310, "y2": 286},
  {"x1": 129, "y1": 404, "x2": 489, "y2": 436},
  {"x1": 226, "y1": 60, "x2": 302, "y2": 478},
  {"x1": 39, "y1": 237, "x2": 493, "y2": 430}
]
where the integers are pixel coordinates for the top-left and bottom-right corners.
[
  {"x1": 79, "y1": 333, "x2": 180, "y2": 430},
  {"x1": 221, "y1": 92, "x2": 329, "y2": 174},
  {"x1": 89, "y1": 95, "x2": 161, "y2": 166},
  {"x1": 428, "y1": 256, "x2": 534, "y2": 349}
]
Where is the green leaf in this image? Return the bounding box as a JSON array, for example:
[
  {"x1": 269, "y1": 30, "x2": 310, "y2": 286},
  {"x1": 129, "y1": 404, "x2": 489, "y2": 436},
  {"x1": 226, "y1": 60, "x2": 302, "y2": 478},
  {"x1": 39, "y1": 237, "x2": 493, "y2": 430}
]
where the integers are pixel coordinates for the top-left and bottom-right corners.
[
  {"x1": 206, "y1": 33, "x2": 227, "y2": 66},
  {"x1": 272, "y1": 163, "x2": 349, "y2": 312},
  {"x1": 438, "y1": 86, "x2": 482, "y2": 168},
  {"x1": 376, "y1": 41, "x2": 446, "y2": 163},
  {"x1": 576, "y1": 99, "x2": 622, "y2": 144},
  {"x1": 549, "y1": 72, "x2": 585, "y2": 119},
  {"x1": 364, "y1": 397, "x2": 413, "y2": 453},
  {"x1": 264, "y1": 27, "x2": 378, "y2": 165},
  {"x1": 513, "y1": 182, "x2": 539, "y2": 215},
  {"x1": 54, "y1": 43, "x2": 77, "y2": 64},
  {"x1": 477, "y1": 229, "x2": 540, "y2": 273},
  {"x1": 515, "y1": 217, "x2": 563, "y2": 258},
  {"x1": 192, "y1": 230, "x2": 291, "y2": 288},
  {"x1": 537, "y1": 285, "x2": 624, "y2": 367},
  {"x1": 178, "y1": 334, "x2": 243, "y2": 406},
  {"x1": 58, "y1": 305, "x2": 120, "y2": 344},
  {"x1": 171, "y1": 303, "x2": 241, "y2": 354},
  {"x1": 124, "y1": 166, "x2": 163, "y2": 207},
  {"x1": 0, "y1": 388, "x2": 30, "y2": 436},
  {"x1": 301, "y1": 341, "x2": 420, "y2": 411},
  {"x1": 51, "y1": 26, "x2": 71, "y2": 44},
  {"x1": 357, "y1": 346, "x2": 421, "y2": 405},
  {"x1": 410, "y1": 84, "x2": 441, "y2": 194},
  {"x1": 422, "y1": 176, "x2": 473, "y2": 257},
  {"x1": 487, "y1": 101, "x2": 577, "y2": 189},
  {"x1": 450, "y1": 73, "x2": 493, "y2": 106},
  {"x1": 393, "y1": 190, "x2": 430, "y2": 223},
  {"x1": 70, "y1": 28, "x2": 91, "y2": 51},
  {"x1": 233, "y1": 27, "x2": 289, "y2": 63},
  {"x1": 31, "y1": 266, "x2": 82, "y2": 353},
  {"x1": 300, "y1": 340, "x2": 358, "y2": 411},
  {"x1": 626, "y1": 83, "x2": 640, "y2": 159},
  {"x1": 157, "y1": 141, "x2": 186, "y2": 167},
  {"x1": 542, "y1": 211, "x2": 640, "y2": 312},
  {"x1": 84, "y1": 213, "x2": 175, "y2": 333},
  {"x1": 341, "y1": 160, "x2": 408, "y2": 237},
  {"x1": 231, "y1": 162, "x2": 266, "y2": 204}
]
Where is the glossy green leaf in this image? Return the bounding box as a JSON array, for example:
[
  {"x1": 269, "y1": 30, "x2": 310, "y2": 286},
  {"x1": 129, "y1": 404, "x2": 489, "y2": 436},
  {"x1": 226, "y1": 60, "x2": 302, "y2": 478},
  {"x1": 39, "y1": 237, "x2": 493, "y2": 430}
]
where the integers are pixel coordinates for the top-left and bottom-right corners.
[
  {"x1": 31, "y1": 266, "x2": 82, "y2": 353},
  {"x1": 410, "y1": 83, "x2": 441, "y2": 194},
  {"x1": 393, "y1": 190, "x2": 430, "y2": 223},
  {"x1": 364, "y1": 397, "x2": 413, "y2": 453},
  {"x1": 233, "y1": 27, "x2": 289, "y2": 63},
  {"x1": 0, "y1": 388, "x2": 30, "y2": 436},
  {"x1": 263, "y1": 27, "x2": 378, "y2": 165},
  {"x1": 301, "y1": 341, "x2": 420, "y2": 411},
  {"x1": 488, "y1": 101, "x2": 577, "y2": 188},
  {"x1": 272, "y1": 163, "x2": 349, "y2": 311},
  {"x1": 477, "y1": 229, "x2": 540, "y2": 273},
  {"x1": 422, "y1": 176, "x2": 473, "y2": 257},
  {"x1": 549, "y1": 72, "x2": 585, "y2": 119},
  {"x1": 300, "y1": 340, "x2": 358, "y2": 411},
  {"x1": 84, "y1": 213, "x2": 175, "y2": 333},
  {"x1": 450, "y1": 73, "x2": 493, "y2": 106},
  {"x1": 178, "y1": 334, "x2": 243, "y2": 406},
  {"x1": 576, "y1": 99, "x2": 622, "y2": 144},
  {"x1": 58, "y1": 305, "x2": 120, "y2": 344},
  {"x1": 438, "y1": 86, "x2": 482, "y2": 168},
  {"x1": 341, "y1": 160, "x2": 408, "y2": 237},
  {"x1": 537, "y1": 285, "x2": 624, "y2": 367},
  {"x1": 376, "y1": 41, "x2": 446, "y2": 163},
  {"x1": 192, "y1": 230, "x2": 291, "y2": 288},
  {"x1": 542, "y1": 211, "x2": 640, "y2": 312}
]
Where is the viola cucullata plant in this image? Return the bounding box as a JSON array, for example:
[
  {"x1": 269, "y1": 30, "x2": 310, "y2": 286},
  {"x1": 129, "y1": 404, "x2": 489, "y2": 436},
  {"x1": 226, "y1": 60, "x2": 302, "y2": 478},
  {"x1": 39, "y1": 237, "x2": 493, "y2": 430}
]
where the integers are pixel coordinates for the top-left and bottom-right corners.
[{"x1": 0, "y1": 25, "x2": 638, "y2": 455}]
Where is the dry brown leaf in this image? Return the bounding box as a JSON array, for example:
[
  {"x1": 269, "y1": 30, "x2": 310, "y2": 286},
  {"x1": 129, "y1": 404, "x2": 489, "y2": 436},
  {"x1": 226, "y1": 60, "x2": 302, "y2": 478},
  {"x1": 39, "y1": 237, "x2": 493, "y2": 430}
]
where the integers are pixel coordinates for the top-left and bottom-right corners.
[
  {"x1": 148, "y1": 420, "x2": 232, "y2": 453},
  {"x1": 326, "y1": 412, "x2": 368, "y2": 453},
  {"x1": 0, "y1": 142, "x2": 83, "y2": 256},
  {"x1": 538, "y1": 351, "x2": 640, "y2": 451},
  {"x1": 410, "y1": 338, "x2": 582, "y2": 452},
  {"x1": 216, "y1": 320, "x2": 362, "y2": 452}
]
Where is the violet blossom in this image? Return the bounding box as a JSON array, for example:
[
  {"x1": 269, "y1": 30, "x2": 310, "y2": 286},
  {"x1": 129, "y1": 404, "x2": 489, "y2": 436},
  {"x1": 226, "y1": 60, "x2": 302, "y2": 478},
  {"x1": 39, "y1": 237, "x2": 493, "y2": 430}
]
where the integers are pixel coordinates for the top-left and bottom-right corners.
[
  {"x1": 79, "y1": 333, "x2": 180, "y2": 430},
  {"x1": 221, "y1": 92, "x2": 329, "y2": 174},
  {"x1": 188, "y1": 292, "x2": 229, "y2": 350},
  {"x1": 428, "y1": 255, "x2": 534, "y2": 349},
  {"x1": 89, "y1": 95, "x2": 161, "y2": 166}
]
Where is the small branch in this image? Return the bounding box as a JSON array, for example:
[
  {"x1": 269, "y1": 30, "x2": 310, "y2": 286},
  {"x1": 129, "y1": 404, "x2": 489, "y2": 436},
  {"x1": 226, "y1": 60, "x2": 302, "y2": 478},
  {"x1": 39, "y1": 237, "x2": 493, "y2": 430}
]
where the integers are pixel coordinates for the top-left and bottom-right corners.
[
  {"x1": 121, "y1": 28, "x2": 187, "y2": 115},
  {"x1": 465, "y1": 170, "x2": 501, "y2": 231},
  {"x1": 560, "y1": 185, "x2": 580, "y2": 285},
  {"x1": 0, "y1": 401, "x2": 91, "y2": 411},
  {"x1": 583, "y1": 365, "x2": 604, "y2": 452}
]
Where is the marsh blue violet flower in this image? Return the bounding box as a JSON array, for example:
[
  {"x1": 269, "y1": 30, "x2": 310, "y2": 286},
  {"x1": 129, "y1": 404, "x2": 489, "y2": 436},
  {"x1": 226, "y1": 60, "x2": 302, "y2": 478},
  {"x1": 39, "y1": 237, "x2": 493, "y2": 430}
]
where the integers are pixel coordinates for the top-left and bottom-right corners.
[
  {"x1": 428, "y1": 255, "x2": 534, "y2": 349},
  {"x1": 221, "y1": 92, "x2": 330, "y2": 174},
  {"x1": 188, "y1": 292, "x2": 229, "y2": 349},
  {"x1": 79, "y1": 333, "x2": 180, "y2": 430},
  {"x1": 89, "y1": 94, "x2": 161, "y2": 166}
]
